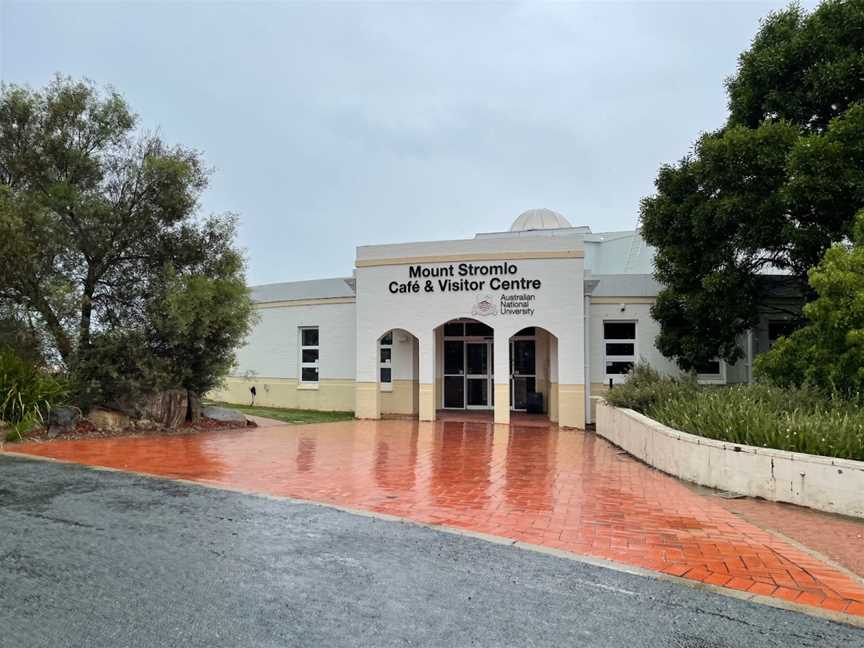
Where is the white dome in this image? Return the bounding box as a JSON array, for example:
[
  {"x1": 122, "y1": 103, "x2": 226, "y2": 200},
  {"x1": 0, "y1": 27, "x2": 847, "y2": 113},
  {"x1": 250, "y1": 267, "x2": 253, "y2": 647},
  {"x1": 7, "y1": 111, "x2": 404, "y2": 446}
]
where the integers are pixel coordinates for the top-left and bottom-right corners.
[{"x1": 509, "y1": 208, "x2": 572, "y2": 232}]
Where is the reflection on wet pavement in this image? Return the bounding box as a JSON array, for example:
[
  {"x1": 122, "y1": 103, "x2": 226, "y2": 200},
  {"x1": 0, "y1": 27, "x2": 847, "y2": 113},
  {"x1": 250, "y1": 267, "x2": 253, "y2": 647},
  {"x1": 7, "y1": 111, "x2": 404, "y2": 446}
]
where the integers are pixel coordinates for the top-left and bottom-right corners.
[{"x1": 10, "y1": 418, "x2": 864, "y2": 617}]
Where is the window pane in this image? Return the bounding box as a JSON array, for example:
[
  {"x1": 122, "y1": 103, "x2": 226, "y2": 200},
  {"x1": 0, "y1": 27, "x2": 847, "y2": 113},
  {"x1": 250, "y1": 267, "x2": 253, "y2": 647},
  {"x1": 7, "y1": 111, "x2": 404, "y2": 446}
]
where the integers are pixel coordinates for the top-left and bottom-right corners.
[
  {"x1": 465, "y1": 322, "x2": 493, "y2": 337},
  {"x1": 466, "y1": 343, "x2": 489, "y2": 375},
  {"x1": 380, "y1": 347, "x2": 391, "y2": 363},
  {"x1": 515, "y1": 327, "x2": 535, "y2": 337},
  {"x1": 605, "y1": 343, "x2": 634, "y2": 356},
  {"x1": 444, "y1": 376, "x2": 465, "y2": 408},
  {"x1": 301, "y1": 367, "x2": 319, "y2": 382},
  {"x1": 443, "y1": 322, "x2": 464, "y2": 337},
  {"x1": 380, "y1": 368, "x2": 392, "y2": 383},
  {"x1": 606, "y1": 361, "x2": 634, "y2": 375},
  {"x1": 444, "y1": 340, "x2": 464, "y2": 374},
  {"x1": 604, "y1": 322, "x2": 635, "y2": 340},
  {"x1": 513, "y1": 340, "x2": 535, "y2": 375},
  {"x1": 768, "y1": 320, "x2": 796, "y2": 341},
  {"x1": 380, "y1": 332, "x2": 393, "y2": 345},
  {"x1": 466, "y1": 378, "x2": 488, "y2": 406},
  {"x1": 302, "y1": 328, "x2": 319, "y2": 347},
  {"x1": 302, "y1": 348, "x2": 319, "y2": 363},
  {"x1": 696, "y1": 360, "x2": 721, "y2": 375}
]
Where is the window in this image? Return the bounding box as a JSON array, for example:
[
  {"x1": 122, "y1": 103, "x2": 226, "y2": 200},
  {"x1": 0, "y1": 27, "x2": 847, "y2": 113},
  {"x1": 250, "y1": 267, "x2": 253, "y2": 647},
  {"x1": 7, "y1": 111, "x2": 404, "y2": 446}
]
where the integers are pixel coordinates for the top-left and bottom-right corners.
[
  {"x1": 768, "y1": 320, "x2": 796, "y2": 349},
  {"x1": 604, "y1": 321, "x2": 636, "y2": 383},
  {"x1": 696, "y1": 357, "x2": 725, "y2": 384},
  {"x1": 299, "y1": 327, "x2": 319, "y2": 384},
  {"x1": 379, "y1": 331, "x2": 392, "y2": 387}
]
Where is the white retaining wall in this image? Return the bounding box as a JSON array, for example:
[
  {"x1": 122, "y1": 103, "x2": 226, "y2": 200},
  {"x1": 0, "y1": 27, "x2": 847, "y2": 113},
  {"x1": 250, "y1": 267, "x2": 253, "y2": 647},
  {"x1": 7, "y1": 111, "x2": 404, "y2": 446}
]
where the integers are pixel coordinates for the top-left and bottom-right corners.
[{"x1": 596, "y1": 401, "x2": 864, "y2": 519}]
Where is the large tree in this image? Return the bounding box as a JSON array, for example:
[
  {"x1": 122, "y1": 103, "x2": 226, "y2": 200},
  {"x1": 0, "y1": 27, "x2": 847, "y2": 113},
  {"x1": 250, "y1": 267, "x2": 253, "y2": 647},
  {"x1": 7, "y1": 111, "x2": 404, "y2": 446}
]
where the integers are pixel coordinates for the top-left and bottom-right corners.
[
  {"x1": 0, "y1": 76, "x2": 254, "y2": 405},
  {"x1": 640, "y1": 0, "x2": 864, "y2": 370}
]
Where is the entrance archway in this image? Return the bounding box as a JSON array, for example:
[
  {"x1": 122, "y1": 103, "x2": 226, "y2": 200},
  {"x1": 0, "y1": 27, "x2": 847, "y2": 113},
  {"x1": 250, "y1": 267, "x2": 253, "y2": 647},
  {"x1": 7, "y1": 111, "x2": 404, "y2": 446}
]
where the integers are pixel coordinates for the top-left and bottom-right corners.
[{"x1": 509, "y1": 327, "x2": 558, "y2": 420}]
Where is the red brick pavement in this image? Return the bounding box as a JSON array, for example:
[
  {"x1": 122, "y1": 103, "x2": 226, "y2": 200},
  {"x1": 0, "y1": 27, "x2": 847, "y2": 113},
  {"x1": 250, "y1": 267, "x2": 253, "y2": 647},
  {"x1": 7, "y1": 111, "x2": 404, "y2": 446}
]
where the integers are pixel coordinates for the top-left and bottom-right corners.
[{"x1": 8, "y1": 419, "x2": 864, "y2": 617}]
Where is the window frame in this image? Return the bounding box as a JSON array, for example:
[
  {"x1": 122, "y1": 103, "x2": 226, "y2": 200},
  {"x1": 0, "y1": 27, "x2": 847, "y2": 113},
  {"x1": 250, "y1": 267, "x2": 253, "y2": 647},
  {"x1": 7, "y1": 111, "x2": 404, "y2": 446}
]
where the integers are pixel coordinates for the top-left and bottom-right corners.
[
  {"x1": 696, "y1": 358, "x2": 726, "y2": 385},
  {"x1": 603, "y1": 320, "x2": 637, "y2": 384},
  {"x1": 299, "y1": 326, "x2": 320, "y2": 386},
  {"x1": 379, "y1": 331, "x2": 393, "y2": 392}
]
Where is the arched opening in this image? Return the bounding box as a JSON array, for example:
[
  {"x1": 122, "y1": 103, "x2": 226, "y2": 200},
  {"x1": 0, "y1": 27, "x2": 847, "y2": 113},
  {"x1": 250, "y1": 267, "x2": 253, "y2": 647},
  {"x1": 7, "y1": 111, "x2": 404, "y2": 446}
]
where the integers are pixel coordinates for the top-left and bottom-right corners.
[
  {"x1": 509, "y1": 326, "x2": 558, "y2": 421},
  {"x1": 377, "y1": 328, "x2": 420, "y2": 417}
]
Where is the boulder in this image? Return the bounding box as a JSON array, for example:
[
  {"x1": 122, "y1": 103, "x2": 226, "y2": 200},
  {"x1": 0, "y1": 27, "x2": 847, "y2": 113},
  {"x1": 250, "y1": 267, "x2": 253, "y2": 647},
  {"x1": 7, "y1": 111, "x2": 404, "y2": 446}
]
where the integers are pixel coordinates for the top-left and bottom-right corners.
[
  {"x1": 140, "y1": 389, "x2": 188, "y2": 429},
  {"x1": 111, "y1": 390, "x2": 188, "y2": 429},
  {"x1": 47, "y1": 406, "x2": 81, "y2": 438},
  {"x1": 86, "y1": 407, "x2": 130, "y2": 431},
  {"x1": 201, "y1": 405, "x2": 248, "y2": 425}
]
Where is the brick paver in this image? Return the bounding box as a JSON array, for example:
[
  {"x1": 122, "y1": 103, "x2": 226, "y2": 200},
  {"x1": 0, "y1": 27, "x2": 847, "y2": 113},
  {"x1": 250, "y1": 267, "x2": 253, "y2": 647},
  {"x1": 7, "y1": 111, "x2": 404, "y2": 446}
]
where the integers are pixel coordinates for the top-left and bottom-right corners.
[{"x1": 8, "y1": 419, "x2": 864, "y2": 616}]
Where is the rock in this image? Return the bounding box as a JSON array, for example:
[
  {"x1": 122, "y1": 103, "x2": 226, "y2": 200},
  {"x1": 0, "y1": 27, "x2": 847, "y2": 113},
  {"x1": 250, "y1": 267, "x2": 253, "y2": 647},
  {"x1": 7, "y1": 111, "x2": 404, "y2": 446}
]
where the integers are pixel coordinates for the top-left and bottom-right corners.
[
  {"x1": 47, "y1": 406, "x2": 81, "y2": 438},
  {"x1": 86, "y1": 407, "x2": 130, "y2": 431},
  {"x1": 187, "y1": 391, "x2": 201, "y2": 422},
  {"x1": 201, "y1": 405, "x2": 248, "y2": 425},
  {"x1": 141, "y1": 389, "x2": 188, "y2": 429},
  {"x1": 112, "y1": 390, "x2": 188, "y2": 429}
]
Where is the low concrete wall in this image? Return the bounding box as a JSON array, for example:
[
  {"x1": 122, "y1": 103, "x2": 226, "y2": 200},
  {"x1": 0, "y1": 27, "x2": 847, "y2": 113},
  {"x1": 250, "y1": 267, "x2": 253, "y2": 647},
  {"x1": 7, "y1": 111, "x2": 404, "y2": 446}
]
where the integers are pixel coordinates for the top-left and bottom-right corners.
[{"x1": 596, "y1": 400, "x2": 864, "y2": 519}]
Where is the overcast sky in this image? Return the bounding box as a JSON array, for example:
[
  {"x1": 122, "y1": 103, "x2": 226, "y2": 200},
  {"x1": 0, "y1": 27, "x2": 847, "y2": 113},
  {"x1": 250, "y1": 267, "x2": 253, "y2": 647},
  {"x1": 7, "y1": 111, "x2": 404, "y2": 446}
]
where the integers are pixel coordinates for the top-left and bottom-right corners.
[{"x1": 1, "y1": 1, "x2": 817, "y2": 285}]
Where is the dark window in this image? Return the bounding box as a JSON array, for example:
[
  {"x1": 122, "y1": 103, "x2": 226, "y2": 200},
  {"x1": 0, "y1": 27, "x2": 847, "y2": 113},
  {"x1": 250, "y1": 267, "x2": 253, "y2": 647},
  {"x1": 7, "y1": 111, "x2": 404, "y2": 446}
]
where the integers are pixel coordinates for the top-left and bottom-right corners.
[
  {"x1": 514, "y1": 327, "x2": 535, "y2": 336},
  {"x1": 696, "y1": 359, "x2": 721, "y2": 375},
  {"x1": 444, "y1": 322, "x2": 464, "y2": 337},
  {"x1": 605, "y1": 343, "x2": 634, "y2": 356},
  {"x1": 465, "y1": 322, "x2": 493, "y2": 337},
  {"x1": 603, "y1": 322, "x2": 636, "y2": 340},
  {"x1": 302, "y1": 349, "x2": 319, "y2": 363},
  {"x1": 301, "y1": 367, "x2": 319, "y2": 382},
  {"x1": 768, "y1": 320, "x2": 796, "y2": 342},
  {"x1": 301, "y1": 328, "x2": 319, "y2": 346},
  {"x1": 444, "y1": 340, "x2": 464, "y2": 374},
  {"x1": 380, "y1": 331, "x2": 393, "y2": 345},
  {"x1": 606, "y1": 361, "x2": 634, "y2": 375},
  {"x1": 379, "y1": 347, "x2": 391, "y2": 363},
  {"x1": 444, "y1": 375, "x2": 465, "y2": 408},
  {"x1": 380, "y1": 368, "x2": 392, "y2": 384}
]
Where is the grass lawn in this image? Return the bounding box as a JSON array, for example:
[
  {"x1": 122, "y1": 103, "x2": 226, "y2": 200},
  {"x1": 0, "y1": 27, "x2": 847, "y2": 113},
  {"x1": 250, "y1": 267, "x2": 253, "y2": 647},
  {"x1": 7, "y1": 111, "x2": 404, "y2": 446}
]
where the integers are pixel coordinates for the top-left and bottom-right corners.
[{"x1": 205, "y1": 401, "x2": 354, "y2": 425}]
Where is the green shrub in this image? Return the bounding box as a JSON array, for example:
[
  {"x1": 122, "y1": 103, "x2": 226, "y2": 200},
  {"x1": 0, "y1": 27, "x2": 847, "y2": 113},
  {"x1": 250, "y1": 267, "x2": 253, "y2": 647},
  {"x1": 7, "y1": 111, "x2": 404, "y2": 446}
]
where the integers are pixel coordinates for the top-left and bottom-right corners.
[
  {"x1": 607, "y1": 364, "x2": 864, "y2": 461},
  {"x1": 605, "y1": 363, "x2": 698, "y2": 412},
  {"x1": 0, "y1": 350, "x2": 68, "y2": 441}
]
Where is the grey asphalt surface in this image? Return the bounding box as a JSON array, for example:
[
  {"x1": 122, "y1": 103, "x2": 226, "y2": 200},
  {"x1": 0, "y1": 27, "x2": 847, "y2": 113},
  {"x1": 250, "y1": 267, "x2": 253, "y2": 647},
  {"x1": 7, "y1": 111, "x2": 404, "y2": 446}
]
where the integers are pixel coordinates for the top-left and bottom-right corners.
[{"x1": 1, "y1": 455, "x2": 863, "y2": 648}]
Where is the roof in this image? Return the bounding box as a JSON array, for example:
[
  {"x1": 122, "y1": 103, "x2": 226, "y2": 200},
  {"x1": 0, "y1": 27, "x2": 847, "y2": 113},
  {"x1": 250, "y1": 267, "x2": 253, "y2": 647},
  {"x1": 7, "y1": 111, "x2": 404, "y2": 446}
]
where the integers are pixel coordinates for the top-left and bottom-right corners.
[
  {"x1": 587, "y1": 274, "x2": 663, "y2": 297},
  {"x1": 584, "y1": 230, "x2": 656, "y2": 275},
  {"x1": 250, "y1": 278, "x2": 356, "y2": 303}
]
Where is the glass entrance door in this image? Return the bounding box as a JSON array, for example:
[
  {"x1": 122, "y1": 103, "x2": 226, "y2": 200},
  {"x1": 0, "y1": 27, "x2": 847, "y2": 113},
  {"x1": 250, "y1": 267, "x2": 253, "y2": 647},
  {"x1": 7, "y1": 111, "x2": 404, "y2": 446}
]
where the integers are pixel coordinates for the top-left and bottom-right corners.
[
  {"x1": 510, "y1": 338, "x2": 536, "y2": 411},
  {"x1": 443, "y1": 340, "x2": 465, "y2": 408},
  {"x1": 465, "y1": 341, "x2": 492, "y2": 409}
]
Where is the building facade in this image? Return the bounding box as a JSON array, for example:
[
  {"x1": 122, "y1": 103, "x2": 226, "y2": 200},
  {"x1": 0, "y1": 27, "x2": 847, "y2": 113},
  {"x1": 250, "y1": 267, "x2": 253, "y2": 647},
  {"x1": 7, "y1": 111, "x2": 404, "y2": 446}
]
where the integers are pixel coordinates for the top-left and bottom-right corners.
[{"x1": 209, "y1": 209, "x2": 798, "y2": 427}]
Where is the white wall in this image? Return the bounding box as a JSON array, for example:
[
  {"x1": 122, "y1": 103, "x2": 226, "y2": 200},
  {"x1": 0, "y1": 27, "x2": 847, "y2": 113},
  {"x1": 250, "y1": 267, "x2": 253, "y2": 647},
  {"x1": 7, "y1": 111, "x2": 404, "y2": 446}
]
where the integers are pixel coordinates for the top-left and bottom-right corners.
[
  {"x1": 589, "y1": 302, "x2": 678, "y2": 384},
  {"x1": 355, "y1": 257, "x2": 585, "y2": 386},
  {"x1": 234, "y1": 303, "x2": 356, "y2": 379},
  {"x1": 598, "y1": 402, "x2": 864, "y2": 519}
]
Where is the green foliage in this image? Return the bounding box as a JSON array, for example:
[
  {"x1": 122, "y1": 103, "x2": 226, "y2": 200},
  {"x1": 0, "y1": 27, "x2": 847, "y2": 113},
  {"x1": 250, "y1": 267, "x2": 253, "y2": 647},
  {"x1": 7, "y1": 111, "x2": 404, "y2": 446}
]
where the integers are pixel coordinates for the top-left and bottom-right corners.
[
  {"x1": 0, "y1": 350, "x2": 67, "y2": 441},
  {"x1": 641, "y1": 1, "x2": 864, "y2": 370},
  {"x1": 605, "y1": 363, "x2": 698, "y2": 413},
  {"x1": 0, "y1": 76, "x2": 255, "y2": 408},
  {"x1": 608, "y1": 365, "x2": 864, "y2": 462},
  {"x1": 755, "y1": 210, "x2": 864, "y2": 398}
]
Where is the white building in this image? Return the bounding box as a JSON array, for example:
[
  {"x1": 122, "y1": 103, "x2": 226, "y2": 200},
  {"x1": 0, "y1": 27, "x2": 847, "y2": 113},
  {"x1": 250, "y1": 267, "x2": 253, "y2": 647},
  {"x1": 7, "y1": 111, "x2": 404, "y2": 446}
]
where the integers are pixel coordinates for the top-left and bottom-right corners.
[{"x1": 210, "y1": 209, "x2": 798, "y2": 427}]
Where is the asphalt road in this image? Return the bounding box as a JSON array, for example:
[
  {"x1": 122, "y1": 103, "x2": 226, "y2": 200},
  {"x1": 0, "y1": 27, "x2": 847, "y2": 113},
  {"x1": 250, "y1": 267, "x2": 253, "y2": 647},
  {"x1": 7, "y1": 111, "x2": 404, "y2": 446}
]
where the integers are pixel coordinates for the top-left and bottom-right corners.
[{"x1": 1, "y1": 455, "x2": 862, "y2": 648}]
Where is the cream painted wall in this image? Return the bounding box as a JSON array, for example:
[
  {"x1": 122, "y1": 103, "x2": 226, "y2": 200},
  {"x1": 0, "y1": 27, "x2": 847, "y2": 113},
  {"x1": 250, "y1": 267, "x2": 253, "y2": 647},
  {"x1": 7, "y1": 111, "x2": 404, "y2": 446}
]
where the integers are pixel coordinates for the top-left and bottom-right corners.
[{"x1": 210, "y1": 376, "x2": 355, "y2": 412}]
